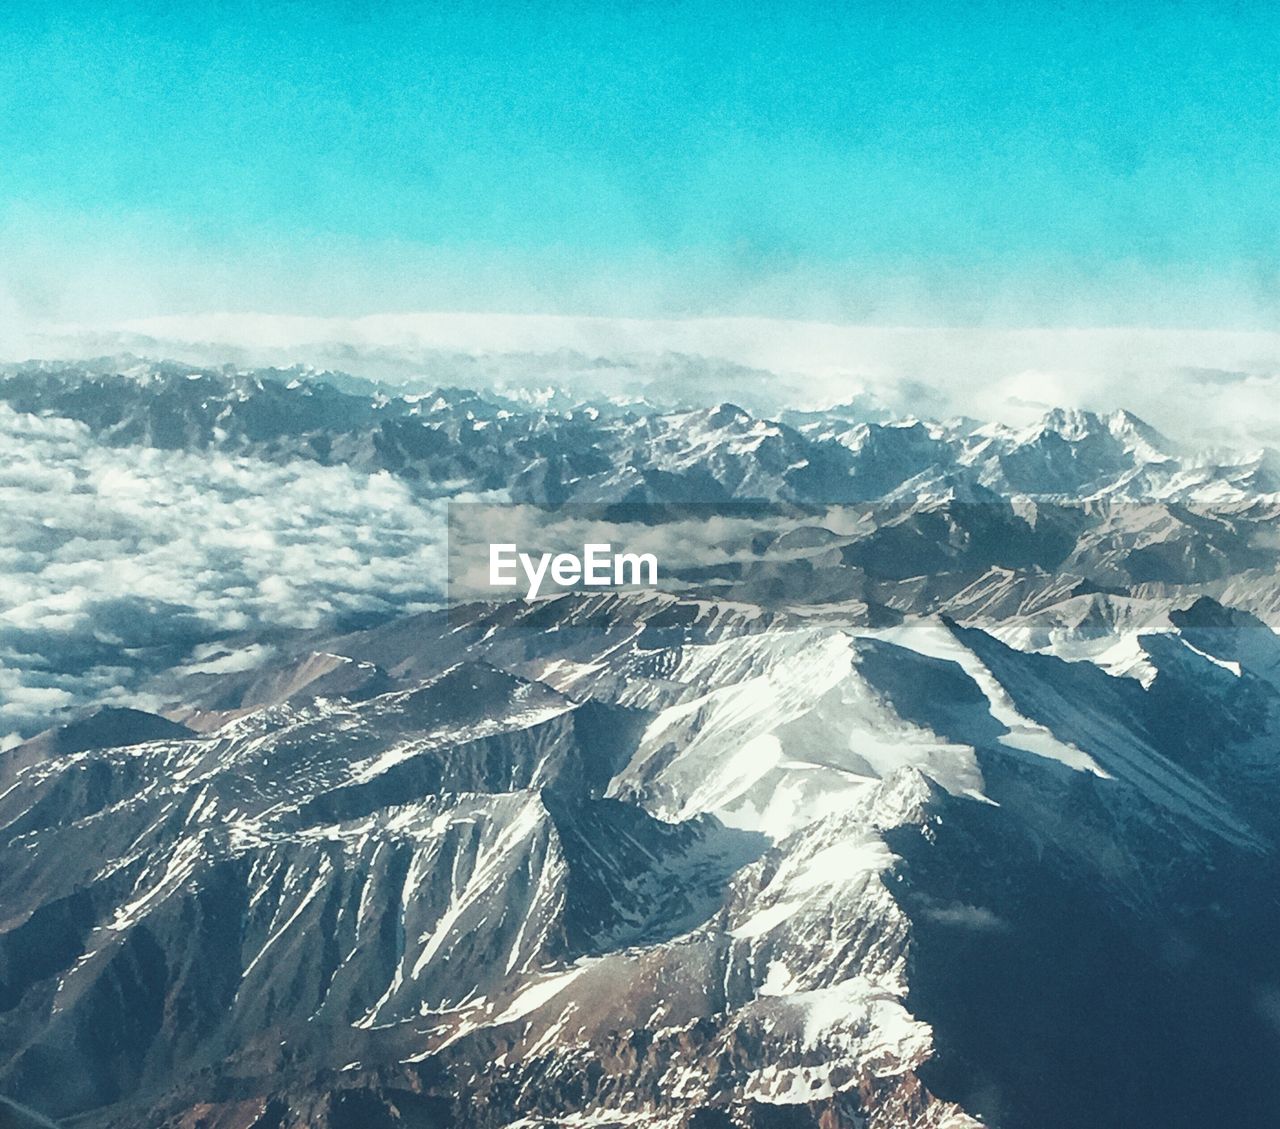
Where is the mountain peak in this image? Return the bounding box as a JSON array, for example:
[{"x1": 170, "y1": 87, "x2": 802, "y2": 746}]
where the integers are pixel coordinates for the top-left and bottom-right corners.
[
  {"x1": 1038, "y1": 406, "x2": 1104, "y2": 440},
  {"x1": 11, "y1": 706, "x2": 194, "y2": 760}
]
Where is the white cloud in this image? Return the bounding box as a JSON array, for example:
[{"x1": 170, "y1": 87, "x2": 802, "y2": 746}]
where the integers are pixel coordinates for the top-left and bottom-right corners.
[
  {"x1": 923, "y1": 902, "x2": 1010, "y2": 932},
  {"x1": 12, "y1": 313, "x2": 1280, "y2": 446},
  {"x1": 0, "y1": 403, "x2": 464, "y2": 737}
]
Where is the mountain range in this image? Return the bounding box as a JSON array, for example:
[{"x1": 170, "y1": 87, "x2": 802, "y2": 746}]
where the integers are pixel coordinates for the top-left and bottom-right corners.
[
  {"x1": 2, "y1": 358, "x2": 1277, "y2": 508},
  {"x1": 1, "y1": 360, "x2": 1278, "y2": 1128}
]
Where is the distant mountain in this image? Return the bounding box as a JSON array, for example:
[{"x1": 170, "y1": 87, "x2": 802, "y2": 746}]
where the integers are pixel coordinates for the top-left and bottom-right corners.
[{"x1": 1, "y1": 361, "x2": 1276, "y2": 505}]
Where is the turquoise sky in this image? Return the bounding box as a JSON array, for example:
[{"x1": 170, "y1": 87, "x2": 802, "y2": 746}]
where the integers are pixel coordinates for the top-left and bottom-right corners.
[{"x1": 2, "y1": 1, "x2": 1278, "y2": 324}]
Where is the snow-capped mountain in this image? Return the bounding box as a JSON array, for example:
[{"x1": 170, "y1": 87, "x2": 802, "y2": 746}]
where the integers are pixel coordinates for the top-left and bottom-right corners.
[
  {"x1": 1, "y1": 362, "x2": 1279, "y2": 1129},
  {"x1": 2, "y1": 360, "x2": 1277, "y2": 507}
]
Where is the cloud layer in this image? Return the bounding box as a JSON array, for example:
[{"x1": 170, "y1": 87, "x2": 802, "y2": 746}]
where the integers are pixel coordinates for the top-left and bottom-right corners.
[
  {"x1": 10, "y1": 314, "x2": 1280, "y2": 448},
  {"x1": 0, "y1": 404, "x2": 454, "y2": 744}
]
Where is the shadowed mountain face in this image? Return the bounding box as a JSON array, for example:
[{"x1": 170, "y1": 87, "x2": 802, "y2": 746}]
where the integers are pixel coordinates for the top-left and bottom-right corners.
[{"x1": 1, "y1": 364, "x2": 1280, "y2": 1128}]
